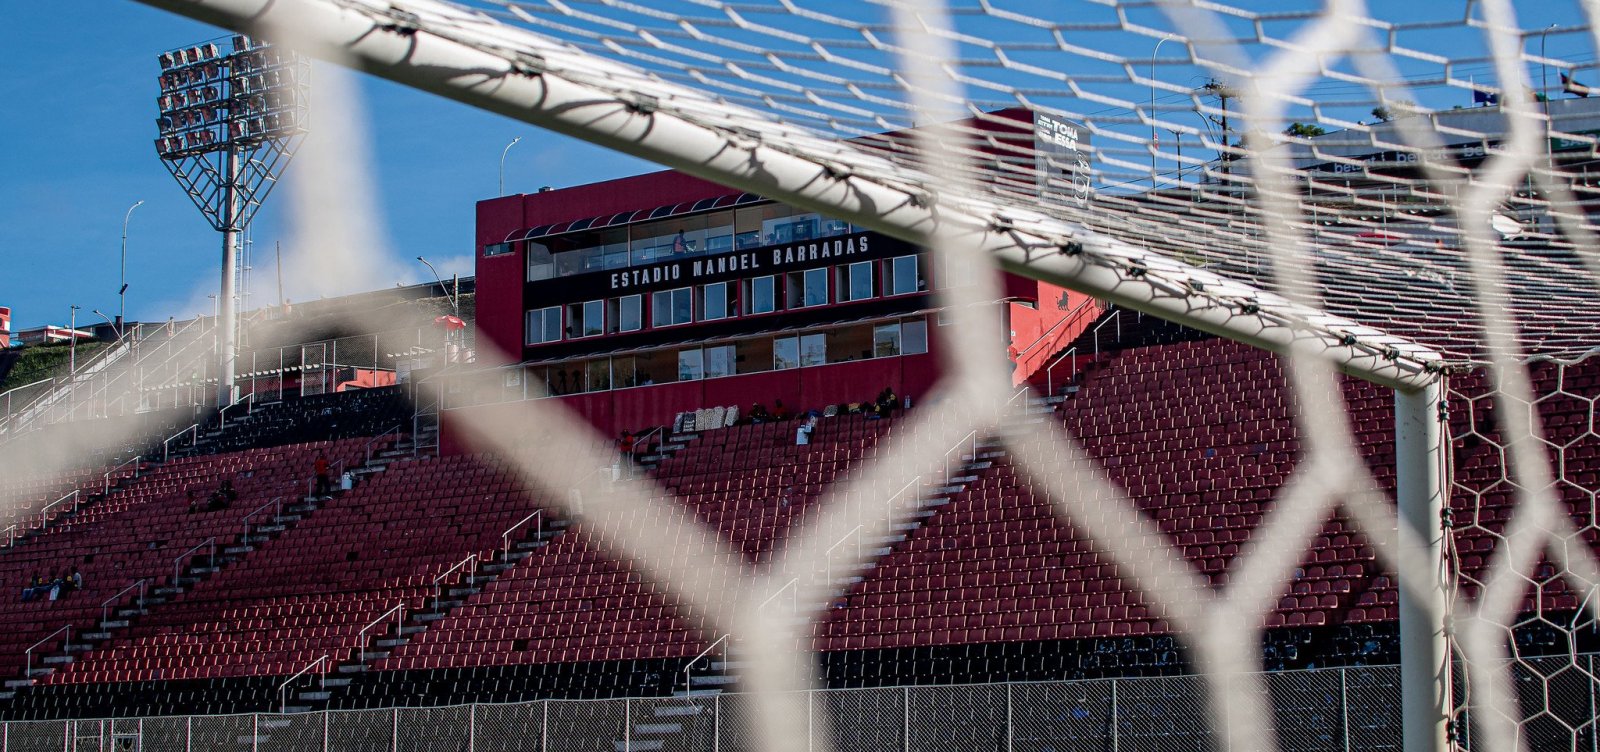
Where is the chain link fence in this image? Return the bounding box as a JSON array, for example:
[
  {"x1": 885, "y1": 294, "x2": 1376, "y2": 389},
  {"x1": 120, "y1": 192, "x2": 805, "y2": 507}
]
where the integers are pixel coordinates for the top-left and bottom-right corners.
[{"x1": 0, "y1": 666, "x2": 1425, "y2": 752}]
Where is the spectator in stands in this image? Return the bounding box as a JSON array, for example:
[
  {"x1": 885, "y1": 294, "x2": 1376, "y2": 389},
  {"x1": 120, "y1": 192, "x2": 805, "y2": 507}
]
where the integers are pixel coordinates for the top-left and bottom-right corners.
[
  {"x1": 796, "y1": 416, "x2": 816, "y2": 446},
  {"x1": 773, "y1": 400, "x2": 791, "y2": 421},
  {"x1": 748, "y1": 403, "x2": 772, "y2": 424},
  {"x1": 619, "y1": 431, "x2": 636, "y2": 457},
  {"x1": 69, "y1": 568, "x2": 83, "y2": 592},
  {"x1": 221, "y1": 479, "x2": 238, "y2": 505},
  {"x1": 185, "y1": 488, "x2": 201, "y2": 515},
  {"x1": 876, "y1": 387, "x2": 900, "y2": 415},
  {"x1": 47, "y1": 572, "x2": 63, "y2": 601},
  {"x1": 314, "y1": 453, "x2": 331, "y2": 496},
  {"x1": 20, "y1": 574, "x2": 42, "y2": 602}
]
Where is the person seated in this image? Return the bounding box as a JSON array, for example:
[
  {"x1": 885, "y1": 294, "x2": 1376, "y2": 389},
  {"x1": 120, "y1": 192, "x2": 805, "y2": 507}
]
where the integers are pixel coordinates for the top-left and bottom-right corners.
[
  {"x1": 876, "y1": 387, "x2": 900, "y2": 415},
  {"x1": 748, "y1": 403, "x2": 772, "y2": 424},
  {"x1": 863, "y1": 401, "x2": 883, "y2": 420},
  {"x1": 69, "y1": 568, "x2": 83, "y2": 592},
  {"x1": 220, "y1": 479, "x2": 239, "y2": 505},
  {"x1": 185, "y1": 488, "x2": 202, "y2": 515},
  {"x1": 20, "y1": 574, "x2": 42, "y2": 602},
  {"x1": 206, "y1": 488, "x2": 228, "y2": 512}
]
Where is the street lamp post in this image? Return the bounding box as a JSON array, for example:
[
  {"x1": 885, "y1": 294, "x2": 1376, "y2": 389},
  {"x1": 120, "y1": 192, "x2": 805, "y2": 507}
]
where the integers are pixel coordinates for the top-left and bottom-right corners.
[
  {"x1": 499, "y1": 136, "x2": 521, "y2": 197},
  {"x1": 1542, "y1": 24, "x2": 1558, "y2": 101},
  {"x1": 1151, "y1": 34, "x2": 1176, "y2": 190},
  {"x1": 120, "y1": 200, "x2": 145, "y2": 337},
  {"x1": 416, "y1": 256, "x2": 461, "y2": 317}
]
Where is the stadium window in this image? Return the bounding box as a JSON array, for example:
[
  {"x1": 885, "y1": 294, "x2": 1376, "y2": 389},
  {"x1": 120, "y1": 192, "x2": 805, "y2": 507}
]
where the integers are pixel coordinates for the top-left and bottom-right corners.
[
  {"x1": 903, "y1": 318, "x2": 929, "y2": 354},
  {"x1": 774, "y1": 336, "x2": 800, "y2": 370},
  {"x1": 678, "y1": 348, "x2": 705, "y2": 381},
  {"x1": 566, "y1": 299, "x2": 605, "y2": 338},
  {"x1": 873, "y1": 323, "x2": 902, "y2": 358},
  {"x1": 743, "y1": 275, "x2": 777, "y2": 315},
  {"x1": 837, "y1": 261, "x2": 874, "y2": 302},
  {"x1": 525, "y1": 306, "x2": 561, "y2": 345},
  {"x1": 786, "y1": 268, "x2": 828, "y2": 308},
  {"x1": 825, "y1": 325, "x2": 873, "y2": 362},
  {"x1": 800, "y1": 333, "x2": 827, "y2": 367},
  {"x1": 652, "y1": 287, "x2": 694, "y2": 327},
  {"x1": 586, "y1": 358, "x2": 612, "y2": 391},
  {"x1": 705, "y1": 344, "x2": 736, "y2": 379},
  {"x1": 527, "y1": 243, "x2": 554, "y2": 282},
  {"x1": 483, "y1": 241, "x2": 514, "y2": 257},
  {"x1": 701, "y1": 282, "x2": 735, "y2": 321},
  {"x1": 610, "y1": 294, "x2": 642, "y2": 334},
  {"x1": 885, "y1": 255, "x2": 923, "y2": 296}
]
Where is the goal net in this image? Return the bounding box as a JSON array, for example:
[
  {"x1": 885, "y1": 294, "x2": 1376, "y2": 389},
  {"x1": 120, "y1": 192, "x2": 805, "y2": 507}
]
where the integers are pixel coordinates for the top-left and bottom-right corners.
[{"x1": 14, "y1": 0, "x2": 1600, "y2": 750}]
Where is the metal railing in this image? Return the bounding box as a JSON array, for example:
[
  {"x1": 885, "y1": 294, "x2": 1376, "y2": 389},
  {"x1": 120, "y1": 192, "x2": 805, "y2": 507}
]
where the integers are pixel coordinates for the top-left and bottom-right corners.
[
  {"x1": 171, "y1": 538, "x2": 217, "y2": 587},
  {"x1": 501, "y1": 510, "x2": 544, "y2": 559},
  {"x1": 162, "y1": 423, "x2": 199, "y2": 462},
  {"x1": 942, "y1": 429, "x2": 978, "y2": 472},
  {"x1": 825, "y1": 526, "x2": 864, "y2": 592},
  {"x1": 217, "y1": 391, "x2": 254, "y2": 429},
  {"x1": 757, "y1": 577, "x2": 798, "y2": 616},
  {"x1": 102, "y1": 456, "x2": 142, "y2": 495},
  {"x1": 357, "y1": 603, "x2": 408, "y2": 664},
  {"x1": 1010, "y1": 296, "x2": 1103, "y2": 358},
  {"x1": 24, "y1": 625, "x2": 71, "y2": 679},
  {"x1": 432, "y1": 554, "x2": 479, "y2": 611},
  {"x1": 36, "y1": 490, "x2": 81, "y2": 530},
  {"x1": 278, "y1": 655, "x2": 331, "y2": 713},
  {"x1": 363, "y1": 423, "x2": 405, "y2": 463},
  {"x1": 239, "y1": 497, "x2": 285, "y2": 545},
  {"x1": 683, "y1": 633, "x2": 730, "y2": 696},
  {"x1": 1045, "y1": 346, "x2": 1077, "y2": 397},
  {"x1": 100, "y1": 580, "x2": 147, "y2": 628}
]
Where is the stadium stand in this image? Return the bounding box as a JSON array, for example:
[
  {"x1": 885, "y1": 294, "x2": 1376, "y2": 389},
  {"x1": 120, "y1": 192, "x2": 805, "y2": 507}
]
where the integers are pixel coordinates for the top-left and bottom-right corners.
[{"x1": 2, "y1": 323, "x2": 1598, "y2": 721}]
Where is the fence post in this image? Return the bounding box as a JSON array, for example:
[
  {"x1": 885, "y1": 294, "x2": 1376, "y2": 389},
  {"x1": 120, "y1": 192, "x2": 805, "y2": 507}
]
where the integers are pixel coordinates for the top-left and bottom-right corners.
[
  {"x1": 625, "y1": 699, "x2": 631, "y2": 752},
  {"x1": 1340, "y1": 668, "x2": 1351, "y2": 752},
  {"x1": 713, "y1": 692, "x2": 720, "y2": 752},
  {"x1": 186, "y1": 715, "x2": 192, "y2": 752},
  {"x1": 1109, "y1": 678, "x2": 1119, "y2": 752},
  {"x1": 1006, "y1": 684, "x2": 1013, "y2": 752},
  {"x1": 542, "y1": 700, "x2": 549, "y2": 752},
  {"x1": 468, "y1": 704, "x2": 475, "y2": 752},
  {"x1": 392, "y1": 708, "x2": 399, "y2": 752},
  {"x1": 323, "y1": 708, "x2": 330, "y2": 752},
  {"x1": 253, "y1": 714, "x2": 259, "y2": 752},
  {"x1": 903, "y1": 687, "x2": 910, "y2": 752}
]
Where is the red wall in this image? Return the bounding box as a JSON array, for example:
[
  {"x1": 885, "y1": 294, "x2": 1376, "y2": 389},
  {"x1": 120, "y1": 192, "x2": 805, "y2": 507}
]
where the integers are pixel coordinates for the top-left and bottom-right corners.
[{"x1": 475, "y1": 197, "x2": 529, "y2": 358}]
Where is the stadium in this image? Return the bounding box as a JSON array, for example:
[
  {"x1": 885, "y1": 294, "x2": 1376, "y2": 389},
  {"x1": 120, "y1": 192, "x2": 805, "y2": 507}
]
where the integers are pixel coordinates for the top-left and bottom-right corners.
[{"x1": 4, "y1": 1, "x2": 1600, "y2": 750}]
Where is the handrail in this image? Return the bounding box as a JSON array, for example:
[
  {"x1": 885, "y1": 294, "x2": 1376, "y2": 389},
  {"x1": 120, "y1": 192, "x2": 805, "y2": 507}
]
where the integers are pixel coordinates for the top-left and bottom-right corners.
[
  {"x1": 502, "y1": 510, "x2": 543, "y2": 558},
  {"x1": 103, "y1": 456, "x2": 142, "y2": 495},
  {"x1": 1045, "y1": 346, "x2": 1077, "y2": 397},
  {"x1": 1090, "y1": 308, "x2": 1122, "y2": 359},
  {"x1": 758, "y1": 577, "x2": 798, "y2": 614},
  {"x1": 683, "y1": 633, "x2": 730, "y2": 697},
  {"x1": 1012, "y1": 296, "x2": 1103, "y2": 357},
  {"x1": 825, "y1": 526, "x2": 864, "y2": 591},
  {"x1": 240, "y1": 496, "x2": 284, "y2": 544},
  {"x1": 172, "y1": 537, "x2": 217, "y2": 587},
  {"x1": 432, "y1": 554, "x2": 478, "y2": 610},
  {"x1": 35, "y1": 490, "x2": 81, "y2": 530},
  {"x1": 100, "y1": 579, "x2": 147, "y2": 628},
  {"x1": 357, "y1": 603, "x2": 407, "y2": 663},
  {"x1": 943, "y1": 429, "x2": 979, "y2": 471},
  {"x1": 218, "y1": 391, "x2": 254, "y2": 429},
  {"x1": 162, "y1": 423, "x2": 199, "y2": 462},
  {"x1": 278, "y1": 655, "x2": 330, "y2": 713},
  {"x1": 25, "y1": 625, "x2": 71, "y2": 678},
  {"x1": 363, "y1": 423, "x2": 405, "y2": 463}
]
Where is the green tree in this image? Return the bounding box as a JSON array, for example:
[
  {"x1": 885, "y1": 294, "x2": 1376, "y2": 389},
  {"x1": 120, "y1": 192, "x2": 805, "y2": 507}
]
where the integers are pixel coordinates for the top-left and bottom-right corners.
[{"x1": 1284, "y1": 122, "x2": 1327, "y2": 138}]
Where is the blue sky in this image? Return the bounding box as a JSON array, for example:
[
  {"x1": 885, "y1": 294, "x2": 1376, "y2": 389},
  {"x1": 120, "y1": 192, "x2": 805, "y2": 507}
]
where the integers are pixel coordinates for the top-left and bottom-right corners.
[
  {"x1": 0, "y1": 1, "x2": 1589, "y2": 331},
  {"x1": 0, "y1": 2, "x2": 654, "y2": 330}
]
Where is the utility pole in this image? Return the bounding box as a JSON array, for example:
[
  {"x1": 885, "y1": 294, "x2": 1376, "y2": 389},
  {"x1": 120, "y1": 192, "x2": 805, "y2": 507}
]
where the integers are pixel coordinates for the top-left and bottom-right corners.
[
  {"x1": 275, "y1": 241, "x2": 285, "y2": 310},
  {"x1": 1204, "y1": 80, "x2": 1234, "y2": 174}
]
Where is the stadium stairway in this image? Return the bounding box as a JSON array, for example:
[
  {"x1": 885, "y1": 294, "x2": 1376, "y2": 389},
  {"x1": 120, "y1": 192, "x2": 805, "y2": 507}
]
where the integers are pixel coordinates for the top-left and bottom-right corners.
[
  {"x1": 613, "y1": 427, "x2": 1008, "y2": 752},
  {"x1": 0, "y1": 433, "x2": 404, "y2": 708},
  {"x1": 276, "y1": 507, "x2": 575, "y2": 714}
]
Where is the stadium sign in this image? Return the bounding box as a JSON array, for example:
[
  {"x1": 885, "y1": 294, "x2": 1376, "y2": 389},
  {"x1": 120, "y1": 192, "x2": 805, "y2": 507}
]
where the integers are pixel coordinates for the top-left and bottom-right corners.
[
  {"x1": 528, "y1": 231, "x2": 916, "y2": 298},
  {"x1": 1034, "y1": 112, "x2": 1093, "y2": 208}
]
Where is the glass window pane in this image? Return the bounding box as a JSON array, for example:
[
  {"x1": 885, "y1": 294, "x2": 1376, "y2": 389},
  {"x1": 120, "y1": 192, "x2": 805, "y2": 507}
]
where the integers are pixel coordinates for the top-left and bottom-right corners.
[
  {"x1": 543, "y1": 308, "x2": 561, "y2": 343},
  {"x1": 705, "y1": 345, "x2": 735, "y2": 379},
  {"x1": 873, "y1": 324, "x2": 901, "y2": 358},
  {"x1": 678, "y1": 348, "x2": 704, "y2": 381},
  {"x1": 903, "y1": 319, "x2": 929, "y2": 355},
  {"x1": 800, "y1": 333, "x2": 827, "y2": 367},
  {"x1": 653, "y1": 291, "x2": 672, "y2": 327},
  {"x1": 774, "y1": 337, "x2": 799, "y2": 370},
  {"x1": 619, "y1": 295, "x2": 642, "y2": 332},
  {"x1": 892, "y1": 256, "x2": 919, "y2": 295},
  {"x1": 674, "y1": 288, "x2": 693, "y2": 324},
  {"x1": 804, "y1": 268, "x2": 828, "y2": 307},
  {"x1": 704, "y1": 283, "x2": 728, "y2": 321},
  {"x1": 582, "y1": 300, "x2": 604, "y2": 337},
  {"x1": 527, "y1": 244, "x2": 554, "y2": 282},
  {"x1": 751, "y1": 276, "x2": 775, "y2": 314},
  {"x1": 849, "y1": 261, "x2": 873, "y2": 301}
]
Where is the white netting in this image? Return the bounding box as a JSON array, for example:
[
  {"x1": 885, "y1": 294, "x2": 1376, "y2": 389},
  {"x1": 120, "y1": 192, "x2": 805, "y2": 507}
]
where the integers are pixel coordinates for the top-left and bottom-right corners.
[{"x1": 6, "y1": 1, "x2": 1597, "y2": 752}]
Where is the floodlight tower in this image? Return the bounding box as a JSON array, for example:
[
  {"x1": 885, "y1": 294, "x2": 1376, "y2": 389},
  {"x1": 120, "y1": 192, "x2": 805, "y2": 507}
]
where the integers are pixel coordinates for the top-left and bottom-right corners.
[{"x1": 153, "y1": 35, "x2": 308, "y2": 407}]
